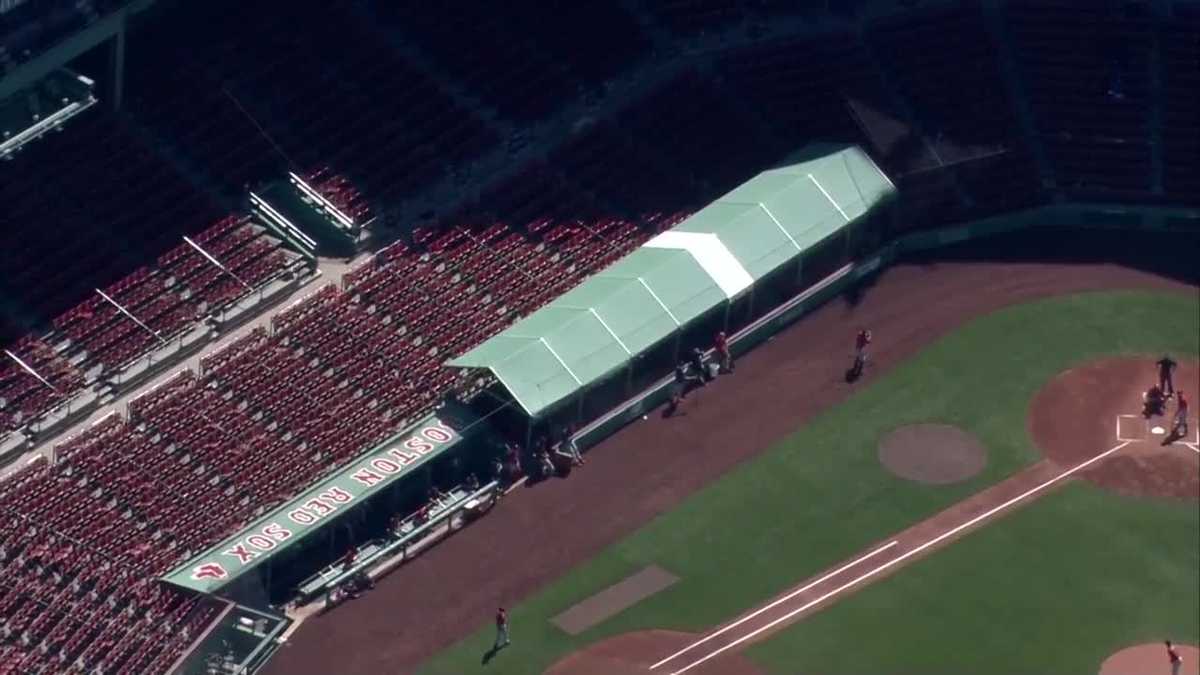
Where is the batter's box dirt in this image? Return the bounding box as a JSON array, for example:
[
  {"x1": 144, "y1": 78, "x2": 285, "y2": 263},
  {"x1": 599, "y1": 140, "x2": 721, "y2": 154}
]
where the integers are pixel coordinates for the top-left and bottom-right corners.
[
  {"x1": 1119, "y1": 414, "x2": 1200, "y2": 445},
  {"x1": 1115, "y1": 415, "x2": 1149, "y2": 443}
]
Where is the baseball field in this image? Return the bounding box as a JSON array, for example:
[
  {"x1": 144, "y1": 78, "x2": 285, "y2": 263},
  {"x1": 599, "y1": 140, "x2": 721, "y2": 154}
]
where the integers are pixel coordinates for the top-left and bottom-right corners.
[{"x1": 265, "y1": 236, "x2": 1200, "y2": 675}]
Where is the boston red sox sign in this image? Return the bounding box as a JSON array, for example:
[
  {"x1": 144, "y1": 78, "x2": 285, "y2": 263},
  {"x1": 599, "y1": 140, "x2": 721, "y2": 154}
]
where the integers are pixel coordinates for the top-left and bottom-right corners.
[{"x1": 162, "y1": 412, "x2": 466, "y2": 593}]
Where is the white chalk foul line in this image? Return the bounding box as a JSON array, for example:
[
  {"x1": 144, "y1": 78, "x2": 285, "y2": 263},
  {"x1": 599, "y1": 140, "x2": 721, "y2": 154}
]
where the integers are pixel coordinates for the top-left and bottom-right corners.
[
  {"x1": 648, "y1": 540, "x2": 898, "y2": 670},
  {"x1": 668, "y1": 442, "x2": 1131, "y2": 675}
]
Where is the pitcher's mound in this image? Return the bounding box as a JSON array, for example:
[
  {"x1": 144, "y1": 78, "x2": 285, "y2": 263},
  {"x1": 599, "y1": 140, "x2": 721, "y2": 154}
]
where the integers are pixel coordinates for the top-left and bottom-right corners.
[
  {"x1": 544, "y1": 630, "x2": 765, "y2": 675},
  {"x1": 1099, "y1": 643, "x2": 1199, "y2": 675},
  {"x1": 879, "y1": 424, "x2": 987, "y2": 485}
]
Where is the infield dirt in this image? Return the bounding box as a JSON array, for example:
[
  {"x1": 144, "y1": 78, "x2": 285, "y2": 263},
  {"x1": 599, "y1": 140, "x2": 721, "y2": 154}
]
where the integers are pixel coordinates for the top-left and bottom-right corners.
[{"x1": 1029, "y1": 357, "x2": 1199, "y2": 500}]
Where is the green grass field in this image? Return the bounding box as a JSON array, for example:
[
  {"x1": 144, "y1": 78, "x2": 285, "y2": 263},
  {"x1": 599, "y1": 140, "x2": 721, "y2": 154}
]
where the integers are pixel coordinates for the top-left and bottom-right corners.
[
  {"x1": 747, "y1": 483, "x2": 1200, "y2": 674},
  {"x1": 418, "y1": 290, "x2": 1200, "y2": 675}
]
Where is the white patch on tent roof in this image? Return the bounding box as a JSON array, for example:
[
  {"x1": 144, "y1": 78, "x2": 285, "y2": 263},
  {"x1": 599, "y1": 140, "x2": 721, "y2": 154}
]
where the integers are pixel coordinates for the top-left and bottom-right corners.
[{"x1": 643, "y1": 231, "x2": 754, "y2": 298}]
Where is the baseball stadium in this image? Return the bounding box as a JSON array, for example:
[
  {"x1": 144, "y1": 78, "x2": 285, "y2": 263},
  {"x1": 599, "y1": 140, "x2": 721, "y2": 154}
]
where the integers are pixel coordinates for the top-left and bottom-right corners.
[{"x1": 0, "y1": 1, "x2": 1198, "y2": 674}]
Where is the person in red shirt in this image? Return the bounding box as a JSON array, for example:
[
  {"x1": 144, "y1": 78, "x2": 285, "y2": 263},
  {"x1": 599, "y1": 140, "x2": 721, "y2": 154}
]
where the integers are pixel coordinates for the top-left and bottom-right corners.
[
  {"x1": 1166, "y1": 640, "x2": 1183, "y2": 675},
  {"x1": 1173, "y1": 391, "x2": 1189, "y2": 438},
  {"x1": 494, "y1": 607, "x2": 510, "y2": 650},
  {"x1": 851, "y1": 328, "x2": 872, "y2": 378},
  {"x1": 714, "y1": 331, "x2": 734, "y2": 373},
  {"x1": 856, "y1": 328, "x2": 872, "y2": 356}
]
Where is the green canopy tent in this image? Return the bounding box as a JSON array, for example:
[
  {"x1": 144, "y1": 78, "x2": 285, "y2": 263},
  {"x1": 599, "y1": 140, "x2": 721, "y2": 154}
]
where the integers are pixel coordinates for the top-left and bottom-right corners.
[{"x1": 448, "y1": 145, "x2": 895, "y2": 424}]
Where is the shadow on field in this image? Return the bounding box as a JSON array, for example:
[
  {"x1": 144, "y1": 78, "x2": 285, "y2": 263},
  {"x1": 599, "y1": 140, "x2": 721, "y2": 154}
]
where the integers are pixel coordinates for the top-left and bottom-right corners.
[{"x1": 481, "y1": 643, "x2": 508, "y2": 665}]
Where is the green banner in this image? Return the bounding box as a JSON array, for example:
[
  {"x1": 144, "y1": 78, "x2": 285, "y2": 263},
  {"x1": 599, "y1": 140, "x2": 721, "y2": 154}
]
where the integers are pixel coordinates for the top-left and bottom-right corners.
[{"x1": 162, "y1": 407, "x2": 474, "y2": 594}]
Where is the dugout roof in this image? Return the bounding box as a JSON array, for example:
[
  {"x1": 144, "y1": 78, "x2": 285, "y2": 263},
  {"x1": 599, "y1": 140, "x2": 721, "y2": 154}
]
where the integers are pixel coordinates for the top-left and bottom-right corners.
[{"x1": 447, "y1": 145, "x2": 894, "y2": 418}]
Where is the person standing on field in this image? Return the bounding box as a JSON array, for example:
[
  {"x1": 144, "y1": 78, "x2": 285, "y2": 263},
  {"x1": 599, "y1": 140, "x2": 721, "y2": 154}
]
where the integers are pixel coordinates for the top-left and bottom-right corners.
[
  {"x1": 494, "y1": 607, "x2": 510, "y2": 650},
  {"x1": 851, "y1": 328, "x2": 872, "y2": 377},
  {"x1": 714, "y1": 331, "x2": 733, "y2": 373},
  {"x1": 1157, "y1": 355, "x2": 1177, "y2": 397},
  {"x1": 856, "y1": 328, "x2": 872, "y2": 360},
  {"x1": 1173, "y1": 390, "x2": 1189, "y2": 438},
  {"x1": 1166, "y1": 640, "x2": 1183, "y2": 675}
]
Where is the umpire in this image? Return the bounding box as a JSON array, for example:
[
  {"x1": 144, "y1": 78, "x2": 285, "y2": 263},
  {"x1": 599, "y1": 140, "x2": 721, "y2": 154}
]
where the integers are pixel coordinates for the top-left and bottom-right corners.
[{"x1": 1157, "y1": 355, "x2": 1177, "y2": 397}]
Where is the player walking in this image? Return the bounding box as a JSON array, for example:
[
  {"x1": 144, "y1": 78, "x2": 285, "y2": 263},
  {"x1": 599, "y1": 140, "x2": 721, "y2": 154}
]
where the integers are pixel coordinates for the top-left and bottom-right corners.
[
  {"x1": 852, "y1": 328, "x2": 872, "y2": 377},
  {"x1": 494, "y1": 607, "x2": 510, "y2": 650},
  {"x1": 1157, "y1": 355, "x2": 1177, "y2": 397},
  {"x1": 1166, "y1": 640, "x2": 1183, "y2": 675},
  {"x1": 1172, "y1": 391, "x2": 1189, "y2": 438}
]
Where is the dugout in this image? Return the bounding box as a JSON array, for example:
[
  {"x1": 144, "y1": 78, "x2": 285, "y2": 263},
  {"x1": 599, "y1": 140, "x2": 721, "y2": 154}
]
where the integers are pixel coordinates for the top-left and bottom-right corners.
[
  {"x1": 448, "y1": 144, "x2": 896, "y2": 444},
  {"x1": 159, "y1": 400, "x2": 508, "y2": 608}
]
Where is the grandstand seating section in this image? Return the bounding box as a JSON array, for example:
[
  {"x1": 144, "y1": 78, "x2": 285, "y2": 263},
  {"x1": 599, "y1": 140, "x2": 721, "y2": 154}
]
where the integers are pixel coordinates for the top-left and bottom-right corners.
[
  {"x1": 1005, "y1": 0, "x2": 1154, "y2": 197},
  {"x1": 303, "y1": 168, "x2": 374, "y2": 224},
  {"x1": 0, "y1": 101, "x2": 295, "y2": 415},
  {"x1": 0, "y1": 455, "x2": 218, "y2": 674},
  {"x1": 0, "y1": 337, "x2": 84, "y2": 434},
  {"x1": 1161, "y1": 2, "x2": 1200, "y2": 202},
  {"x1": 127, "y1": 1, "x2": 497, "y2": 206},
  {"x1": 610, "y1": 0, "x2": 855, "y2": 40},
  {"x1": 373, "y1": 1, "x2": 651, "y2": 121},
  {"x1": 612, "y1": 72, "x2": 779, "y2": 202},
  {"x1": 714, "y1": 31, "x2": 963, "y2": 229},
  {"x1": 2, "y1": 2, "x2": 1197, "y2": 671},
  {"x1": 714, "y1": 32, "x2": 884, "y2": 161},
  {"x1": 124, "y1": 57, "x2": 286, "y2": 196},
  {"x1": 549, "y1": 120, "x2": 705, "y2": 219},
  {"x1": 866, "y1": 4, "x2": 1043, "y2": 218},
  {"x1": 640, "y1": 0, "x2": 746, "y2": 38},
  {"x1": 43, "y1": 214, "x2": 292, "y2": 376},
  {"x1": 0, "y1": 109, "x2": 225, "y2": 324}
]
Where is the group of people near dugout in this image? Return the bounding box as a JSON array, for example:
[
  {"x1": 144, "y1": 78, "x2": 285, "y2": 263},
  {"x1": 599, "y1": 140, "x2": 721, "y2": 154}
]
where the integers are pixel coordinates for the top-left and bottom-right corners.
[
  {"x1": 666, "y1": 331, "x2": 735, "y2": 413},
  {"x1": 492, "y1": 423, "x2": 583, "y2": 489}
]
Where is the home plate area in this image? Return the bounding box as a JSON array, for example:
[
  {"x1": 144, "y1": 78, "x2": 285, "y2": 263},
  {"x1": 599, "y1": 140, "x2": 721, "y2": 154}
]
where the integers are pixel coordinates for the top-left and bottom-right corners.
[
  {"x1": 1116, "y1": 413, "x2": 1199, "y2": 448},
  {"x1": 1091, "y1": 412, "x2": 1199, "y2": 500}
]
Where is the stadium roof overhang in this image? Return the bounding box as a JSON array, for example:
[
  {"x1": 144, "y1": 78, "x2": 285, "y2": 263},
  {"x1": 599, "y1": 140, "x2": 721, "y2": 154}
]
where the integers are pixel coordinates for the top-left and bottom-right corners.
[{"x1": 447, "y1": 145, "x2": 896, "y2": 418}]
